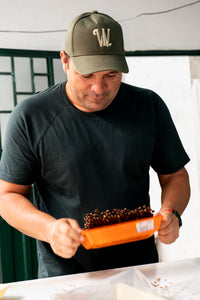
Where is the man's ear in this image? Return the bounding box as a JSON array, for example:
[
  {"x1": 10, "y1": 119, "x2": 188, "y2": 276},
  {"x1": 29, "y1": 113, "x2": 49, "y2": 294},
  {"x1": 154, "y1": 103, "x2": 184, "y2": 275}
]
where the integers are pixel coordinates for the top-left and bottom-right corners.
[{"x1": 60, "y1": 51, "x2": 68, "y2": 73}]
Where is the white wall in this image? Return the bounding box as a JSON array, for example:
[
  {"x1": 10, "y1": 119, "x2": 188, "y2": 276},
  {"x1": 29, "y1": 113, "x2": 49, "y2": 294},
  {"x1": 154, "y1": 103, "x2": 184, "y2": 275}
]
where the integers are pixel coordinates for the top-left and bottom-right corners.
[
  {"x1": 0, "y1": 0, "x2": 200, "y2": 51},
  {"x1": 124, "y1": 56, "x2": 200, "y2": 261}
]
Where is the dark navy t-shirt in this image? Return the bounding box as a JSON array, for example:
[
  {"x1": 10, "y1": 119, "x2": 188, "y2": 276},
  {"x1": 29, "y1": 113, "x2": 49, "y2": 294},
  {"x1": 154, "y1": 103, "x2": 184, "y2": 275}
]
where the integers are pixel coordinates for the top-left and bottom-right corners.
[{"x1": 0, "y1": 81, "x2": 190, "y2": 278}]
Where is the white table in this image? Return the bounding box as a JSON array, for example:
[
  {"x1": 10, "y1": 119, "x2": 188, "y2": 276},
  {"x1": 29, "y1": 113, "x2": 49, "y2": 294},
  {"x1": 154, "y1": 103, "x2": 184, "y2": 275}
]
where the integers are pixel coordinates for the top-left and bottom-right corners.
[{"x1": 1, "y1": 257, "x2": 200, "y2": 299}]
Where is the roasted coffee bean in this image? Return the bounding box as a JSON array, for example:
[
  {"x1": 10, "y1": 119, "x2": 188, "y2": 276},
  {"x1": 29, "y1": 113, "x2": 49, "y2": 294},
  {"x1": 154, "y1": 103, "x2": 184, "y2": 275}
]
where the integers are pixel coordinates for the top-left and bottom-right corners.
[{"x1": 83, "y1": 205, "x2": 154, "y2": 229}]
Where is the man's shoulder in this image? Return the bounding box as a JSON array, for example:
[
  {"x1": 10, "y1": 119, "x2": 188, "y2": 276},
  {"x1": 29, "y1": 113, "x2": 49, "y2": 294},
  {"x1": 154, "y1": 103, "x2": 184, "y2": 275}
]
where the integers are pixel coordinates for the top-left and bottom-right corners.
[
  {"x1": 118, "y1": 83, "x2": 168, "y2": 118},
  {"x1": 8, "y1": 81, "x2": 68, "y2": 139},
  {"x1": 120, "y1": 82, "x2": 158, "y2": 98},
  {"x1": 21, "y1": 81, "x2": 65, "y2": 108},
  {"x1": 13, "y1": 81, "x2": 66, "y2": 118}
]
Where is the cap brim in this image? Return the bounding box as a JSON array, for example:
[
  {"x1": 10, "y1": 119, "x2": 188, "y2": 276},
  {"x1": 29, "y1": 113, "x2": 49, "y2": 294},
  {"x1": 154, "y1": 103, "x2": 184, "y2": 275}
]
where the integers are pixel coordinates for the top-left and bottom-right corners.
[{"x1": 71, "y1": 55, "x2": 129, "y2": 75}]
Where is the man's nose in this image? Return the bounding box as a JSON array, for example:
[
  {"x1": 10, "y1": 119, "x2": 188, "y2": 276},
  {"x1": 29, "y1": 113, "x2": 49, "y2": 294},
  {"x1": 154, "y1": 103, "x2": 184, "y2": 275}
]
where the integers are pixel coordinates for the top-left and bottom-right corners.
[{"x1": 91, "y1": 79, "x2": 106, "y2": 95}]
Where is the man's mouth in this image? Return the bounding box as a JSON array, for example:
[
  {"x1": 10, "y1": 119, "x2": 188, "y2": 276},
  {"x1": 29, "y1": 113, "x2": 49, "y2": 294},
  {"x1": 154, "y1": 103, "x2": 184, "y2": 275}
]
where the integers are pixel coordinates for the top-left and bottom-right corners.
[
  {"x1": 90, "y1": 96, "x2": 104, "y2": 102},
  {"x1": 88, "y1": 93, "x2": 107, "y2": 102}
]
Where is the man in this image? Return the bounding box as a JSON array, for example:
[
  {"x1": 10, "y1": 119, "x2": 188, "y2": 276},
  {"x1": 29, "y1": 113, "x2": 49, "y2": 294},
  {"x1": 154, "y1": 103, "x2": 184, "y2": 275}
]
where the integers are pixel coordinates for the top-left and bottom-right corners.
[{"x1": 0, "y1": 11, "x2": 190, "y2": 278}]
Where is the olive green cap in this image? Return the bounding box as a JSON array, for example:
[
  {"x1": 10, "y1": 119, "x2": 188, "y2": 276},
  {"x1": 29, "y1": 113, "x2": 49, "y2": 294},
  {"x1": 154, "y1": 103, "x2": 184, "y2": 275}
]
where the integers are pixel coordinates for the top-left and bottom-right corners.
[{"x1": 64, "y1": 11, "x2": 129, "y2": 75}]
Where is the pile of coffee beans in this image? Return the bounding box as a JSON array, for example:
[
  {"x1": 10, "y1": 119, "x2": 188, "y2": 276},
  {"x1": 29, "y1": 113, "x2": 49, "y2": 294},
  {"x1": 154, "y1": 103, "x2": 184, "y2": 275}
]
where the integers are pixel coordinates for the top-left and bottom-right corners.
[{"x1": 84, "y1": 205, "x2": 154, "y2": 229}]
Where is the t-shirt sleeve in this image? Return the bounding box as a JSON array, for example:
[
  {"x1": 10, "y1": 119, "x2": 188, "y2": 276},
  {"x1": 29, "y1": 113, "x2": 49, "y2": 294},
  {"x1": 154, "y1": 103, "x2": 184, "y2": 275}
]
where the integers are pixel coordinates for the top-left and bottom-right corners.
[
  {"x1": 0, "y1": 103, "x2": 41, "y2": 185},
  {"x1": 150, "y1": 95, "x2": 190, "y2": 174}
]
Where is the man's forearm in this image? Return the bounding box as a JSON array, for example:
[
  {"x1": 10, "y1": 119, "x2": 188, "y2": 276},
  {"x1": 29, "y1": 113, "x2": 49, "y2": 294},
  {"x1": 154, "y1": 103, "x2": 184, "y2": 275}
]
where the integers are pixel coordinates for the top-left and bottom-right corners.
[
  {"x1": 157, "y1": 167, "x2": 190, "y2": 244},
  {"x1": 158, "y1": 167, "x2": 190, "y2": 215},
  {"x1": 0, "y1": 192, "x2": 56, "y2": 243},
  {"x1": 0, "y1": 191, "x2": 84, "y2": 259}
]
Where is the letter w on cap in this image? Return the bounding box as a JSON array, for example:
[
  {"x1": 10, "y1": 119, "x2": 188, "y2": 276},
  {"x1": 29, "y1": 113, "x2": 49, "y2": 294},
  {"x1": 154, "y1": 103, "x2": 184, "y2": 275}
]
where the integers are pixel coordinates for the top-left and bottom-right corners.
[{"x1": 93, "y1": 28, "x2": 112, "y2": 47}]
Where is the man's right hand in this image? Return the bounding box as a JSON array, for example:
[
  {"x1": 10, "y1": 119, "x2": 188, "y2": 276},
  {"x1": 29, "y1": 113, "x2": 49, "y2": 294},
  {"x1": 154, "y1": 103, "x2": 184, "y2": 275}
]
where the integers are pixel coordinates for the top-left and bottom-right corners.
[{"x1": 47, "y1": 218, "x2": 84, "y2": 258}]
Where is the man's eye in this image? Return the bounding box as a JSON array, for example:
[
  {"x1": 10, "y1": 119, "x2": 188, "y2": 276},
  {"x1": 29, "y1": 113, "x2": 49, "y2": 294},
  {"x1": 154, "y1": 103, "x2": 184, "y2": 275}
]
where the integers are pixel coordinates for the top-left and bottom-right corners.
[
  {"x1": 82, "y1": 74, "x2": 93, "y2": 79},
  {"x1": 107, "y1": 72, "x2": 118, "y2": 78}
]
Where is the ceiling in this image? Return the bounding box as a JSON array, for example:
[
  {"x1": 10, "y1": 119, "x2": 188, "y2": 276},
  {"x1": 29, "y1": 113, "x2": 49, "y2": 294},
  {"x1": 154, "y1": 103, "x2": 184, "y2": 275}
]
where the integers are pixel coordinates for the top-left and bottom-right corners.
[{"x1": 0, "y1": 0, "x2": 200, "y2": 51}]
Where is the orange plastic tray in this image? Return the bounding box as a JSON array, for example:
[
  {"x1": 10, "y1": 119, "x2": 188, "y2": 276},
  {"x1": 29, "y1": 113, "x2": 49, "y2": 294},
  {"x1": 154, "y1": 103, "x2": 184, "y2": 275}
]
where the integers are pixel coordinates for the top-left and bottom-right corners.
[{"x1": 81, "y1": 215, "x2": 163, "y2": 249}]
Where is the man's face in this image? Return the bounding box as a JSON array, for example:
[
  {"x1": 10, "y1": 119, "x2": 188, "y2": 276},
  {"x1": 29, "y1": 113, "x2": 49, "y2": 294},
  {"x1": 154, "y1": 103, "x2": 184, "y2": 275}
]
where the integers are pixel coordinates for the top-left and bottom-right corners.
[{"x1": 64, "y1": 57, "x2": 122, "y2": 113}]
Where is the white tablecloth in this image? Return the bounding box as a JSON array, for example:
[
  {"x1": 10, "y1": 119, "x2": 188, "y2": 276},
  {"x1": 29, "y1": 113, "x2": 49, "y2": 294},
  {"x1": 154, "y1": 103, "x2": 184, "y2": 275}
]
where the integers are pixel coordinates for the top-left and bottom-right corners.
[{"x1": 1, "y1": 257, "x2": 200, "y2": 299}]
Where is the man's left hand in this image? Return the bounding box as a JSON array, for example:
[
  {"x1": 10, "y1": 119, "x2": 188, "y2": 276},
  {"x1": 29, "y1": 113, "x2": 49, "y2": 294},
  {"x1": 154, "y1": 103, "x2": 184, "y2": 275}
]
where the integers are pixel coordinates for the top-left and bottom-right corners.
[{"x1": 157, "y1": 210, "x2": 180, "y2": 244}]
